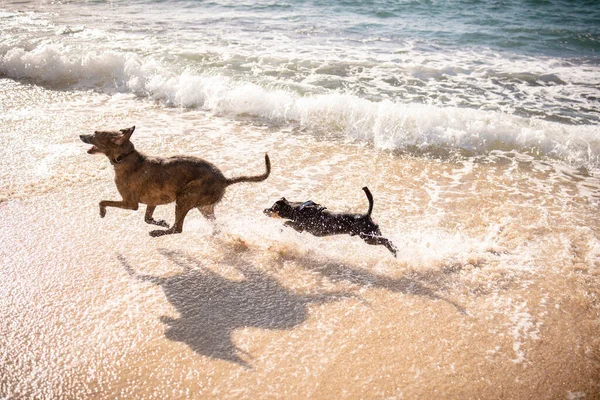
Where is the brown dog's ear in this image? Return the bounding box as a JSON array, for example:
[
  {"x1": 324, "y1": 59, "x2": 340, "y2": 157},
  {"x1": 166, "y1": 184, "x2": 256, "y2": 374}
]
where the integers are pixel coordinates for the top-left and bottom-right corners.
[
  {"x1": 120, "y1": 126, "x2": 135, "y2": 137},
  {"x1": 115, "y1": 126, "x2": 135, "y2": 145}
]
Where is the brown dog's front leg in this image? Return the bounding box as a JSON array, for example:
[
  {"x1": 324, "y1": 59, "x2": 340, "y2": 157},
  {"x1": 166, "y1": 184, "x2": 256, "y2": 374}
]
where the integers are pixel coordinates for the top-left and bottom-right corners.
[{"x1": 99, "y1": 200, "x2": 139, "y2": 218}]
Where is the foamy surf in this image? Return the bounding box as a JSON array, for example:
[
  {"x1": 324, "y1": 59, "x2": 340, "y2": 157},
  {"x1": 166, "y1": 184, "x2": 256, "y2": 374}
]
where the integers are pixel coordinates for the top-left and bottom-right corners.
[{"x1": 2, "y1": 43, "x2": 599, "y2": 168}]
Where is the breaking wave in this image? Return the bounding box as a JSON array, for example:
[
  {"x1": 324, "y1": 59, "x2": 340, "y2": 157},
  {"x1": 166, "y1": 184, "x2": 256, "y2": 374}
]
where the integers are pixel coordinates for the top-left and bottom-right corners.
[{"x1": 1, "y1": 44, "x2": 599, "y2": 168}]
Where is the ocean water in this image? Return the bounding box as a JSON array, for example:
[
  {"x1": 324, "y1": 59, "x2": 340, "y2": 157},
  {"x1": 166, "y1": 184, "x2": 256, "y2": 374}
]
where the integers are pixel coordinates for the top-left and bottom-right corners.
[{"x1": 1, "y1": 0, "x2": 600, "y2": 398}]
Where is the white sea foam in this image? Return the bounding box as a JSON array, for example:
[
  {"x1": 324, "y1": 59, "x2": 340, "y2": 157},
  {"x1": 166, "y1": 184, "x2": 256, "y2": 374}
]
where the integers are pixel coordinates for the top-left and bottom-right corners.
[{"x1": 2, "y1": 44, "x2": 598, "y2": 169}]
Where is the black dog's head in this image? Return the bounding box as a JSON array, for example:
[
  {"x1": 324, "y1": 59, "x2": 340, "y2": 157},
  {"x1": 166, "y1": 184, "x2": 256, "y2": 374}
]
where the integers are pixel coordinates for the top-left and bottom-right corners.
[{"x1": 264, "y1": 198, "x2": 296, "y2": 220}]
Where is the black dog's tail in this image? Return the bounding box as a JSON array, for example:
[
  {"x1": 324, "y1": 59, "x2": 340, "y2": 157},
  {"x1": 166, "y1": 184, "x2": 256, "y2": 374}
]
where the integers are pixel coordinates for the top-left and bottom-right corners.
[
  {"x1": 362, "y1": 186, "x2": 374, "y2": 217},
  {"x1": 226, "y1": 154, "x2": 271, "y2": 186}
]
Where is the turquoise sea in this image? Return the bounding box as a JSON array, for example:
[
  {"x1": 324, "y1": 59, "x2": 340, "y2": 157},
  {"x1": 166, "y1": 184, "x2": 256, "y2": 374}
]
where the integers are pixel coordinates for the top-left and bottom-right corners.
[{"x1": 2, "y1": 0, "x2": 600, "y2": 155}]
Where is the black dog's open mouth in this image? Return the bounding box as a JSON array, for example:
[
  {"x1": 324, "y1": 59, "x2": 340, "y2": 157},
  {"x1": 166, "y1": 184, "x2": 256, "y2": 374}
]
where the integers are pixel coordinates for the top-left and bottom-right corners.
[{"x1": 263, "y1": 209, "x2": 281, "y2": 218}]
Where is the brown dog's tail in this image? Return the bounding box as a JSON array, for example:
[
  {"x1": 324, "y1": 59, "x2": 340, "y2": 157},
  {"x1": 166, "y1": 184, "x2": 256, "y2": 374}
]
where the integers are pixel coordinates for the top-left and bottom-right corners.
[
  {"x1": 225, "y1": 154, "x2": 271, "y2": 186},
  {"x1": 362, "y1": 186, "x2": 374, "y2": 217}
]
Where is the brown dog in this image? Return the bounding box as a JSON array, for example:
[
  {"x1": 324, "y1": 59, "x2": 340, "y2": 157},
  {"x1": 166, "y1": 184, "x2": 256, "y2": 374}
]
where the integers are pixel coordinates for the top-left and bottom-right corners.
[{"x1": 80, "y1": 126, "x2": 270, "y2": 237}]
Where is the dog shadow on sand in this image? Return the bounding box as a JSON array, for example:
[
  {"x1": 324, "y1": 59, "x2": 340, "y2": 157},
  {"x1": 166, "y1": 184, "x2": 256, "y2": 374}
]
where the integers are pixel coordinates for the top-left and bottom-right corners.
[
  {"x1": 117, "y1": 249, "x2": 354, "y2": 368},
  {"x1": 273, "y1": 250, "x2": 468, "y2": 316},
  {"x1": 118, "y1": 241, "x2": 467, "y2": 368}
]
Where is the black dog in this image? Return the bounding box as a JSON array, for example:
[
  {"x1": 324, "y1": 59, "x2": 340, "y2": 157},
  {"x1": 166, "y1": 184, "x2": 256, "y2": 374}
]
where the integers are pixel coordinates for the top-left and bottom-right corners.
[{"x1": 264, "y1": 187, "x2": 397, "y2": 257}]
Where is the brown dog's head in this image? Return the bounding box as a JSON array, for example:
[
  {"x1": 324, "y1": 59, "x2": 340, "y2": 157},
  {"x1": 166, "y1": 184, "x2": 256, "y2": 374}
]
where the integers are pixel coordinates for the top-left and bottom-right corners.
[{"x1": 80, "y1": 126, "x2": 136, "y2": 163}]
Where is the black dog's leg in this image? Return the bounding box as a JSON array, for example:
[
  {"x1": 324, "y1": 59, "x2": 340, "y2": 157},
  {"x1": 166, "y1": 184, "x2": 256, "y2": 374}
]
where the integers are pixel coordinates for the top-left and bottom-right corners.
[
  {"x1": 382, "y1": 239, "x2": 398, "y2": 257},
  {"x1": 284, "y1": 221, "x2": 305, "y2": 233},
  {"x1": 360, "y1": 233, "x2": 398, "y2": 257}
]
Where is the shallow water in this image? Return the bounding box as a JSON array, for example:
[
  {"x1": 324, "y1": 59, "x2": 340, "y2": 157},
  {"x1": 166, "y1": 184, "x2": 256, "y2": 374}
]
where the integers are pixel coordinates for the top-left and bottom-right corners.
[{"x1": 1, "y1": 0, "x2": 600, "y2": 398}]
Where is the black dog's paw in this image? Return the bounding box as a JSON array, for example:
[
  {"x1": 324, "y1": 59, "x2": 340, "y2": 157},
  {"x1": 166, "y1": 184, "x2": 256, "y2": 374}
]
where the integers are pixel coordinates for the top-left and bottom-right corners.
[
  {"x1": 382, "y1": 240, "x2": 398, "y2": 257},
  {"x1": 388, "y1": 245, "x2": 398, "y2": 258}
]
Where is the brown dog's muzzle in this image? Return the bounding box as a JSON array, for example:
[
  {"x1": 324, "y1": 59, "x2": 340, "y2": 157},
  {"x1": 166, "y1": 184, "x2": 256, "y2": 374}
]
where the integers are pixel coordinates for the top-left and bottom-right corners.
[
  {"x1": 79, "y1": 134, "x2": 92, "y2": 144},
  {"x1": 80, "y1": 135, "x2": 100, "y2": 154}
]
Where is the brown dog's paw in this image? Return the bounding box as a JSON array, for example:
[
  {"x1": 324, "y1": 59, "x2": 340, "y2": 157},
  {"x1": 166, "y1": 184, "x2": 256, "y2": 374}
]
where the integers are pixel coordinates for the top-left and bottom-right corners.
[
  {"x1": 148, "y1": 219, "x2": 169, "y2": 228},
  {"x1": 149, "y1": 229, "x2": 167, "y2": 237},
  {"x1": 99, "y1": 206, "x2": 106, "y2": 218}
]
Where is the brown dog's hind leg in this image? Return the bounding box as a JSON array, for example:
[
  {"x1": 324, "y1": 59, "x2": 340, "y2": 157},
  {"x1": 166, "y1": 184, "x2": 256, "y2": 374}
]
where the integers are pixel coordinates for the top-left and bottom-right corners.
[
  {"x1": 149, "y1": 195, "x2": 195, "y2": 237},
  {"x1": 198, "y1": 204, "x2": 220, "y2": 235},
  {"x1": 149, "y1": 179, "x2": 222, "y2": 237},
  {"x1": 144, "y1": 205, "x2": 169, "y2": 228},
  {"x1": 198, "y1": 204, "x2": 216, "y2": 222},
  {"x1": 149, "y1": 206, "x2": 190, "y2": 237}
]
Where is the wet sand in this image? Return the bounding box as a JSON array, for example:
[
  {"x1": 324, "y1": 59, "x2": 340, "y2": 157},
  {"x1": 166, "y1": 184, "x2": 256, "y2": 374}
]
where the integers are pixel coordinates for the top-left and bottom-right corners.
[{"x1": 2, "y1": 158, "x2": 599, "y2": 399}]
